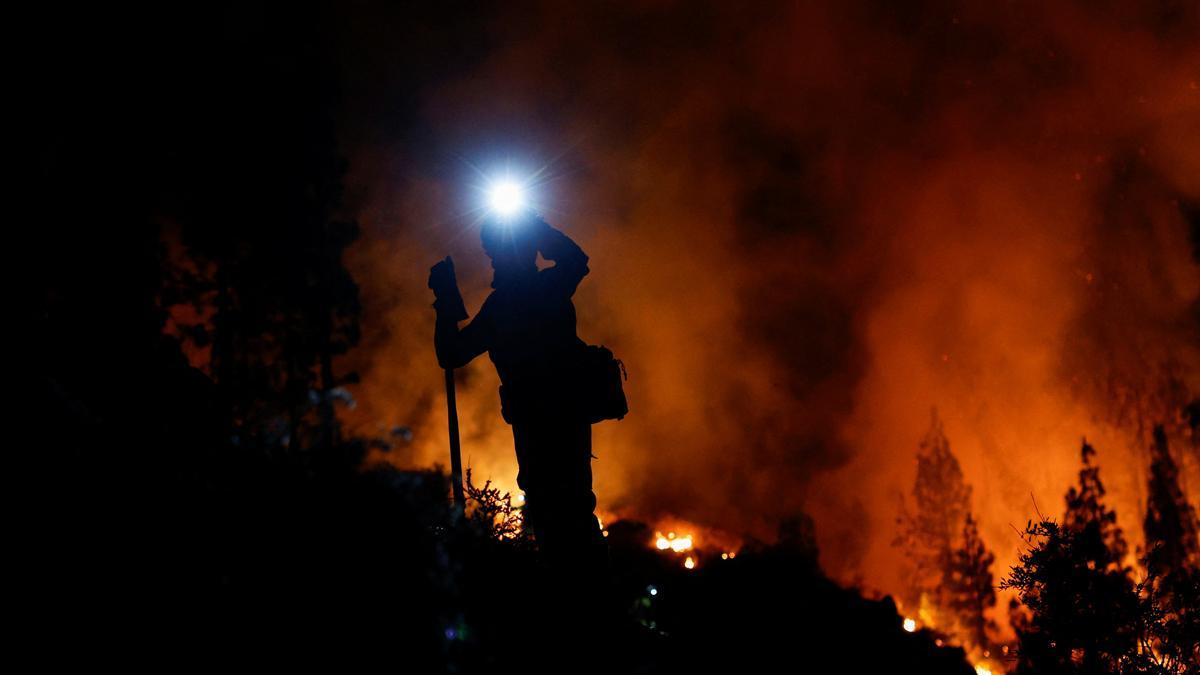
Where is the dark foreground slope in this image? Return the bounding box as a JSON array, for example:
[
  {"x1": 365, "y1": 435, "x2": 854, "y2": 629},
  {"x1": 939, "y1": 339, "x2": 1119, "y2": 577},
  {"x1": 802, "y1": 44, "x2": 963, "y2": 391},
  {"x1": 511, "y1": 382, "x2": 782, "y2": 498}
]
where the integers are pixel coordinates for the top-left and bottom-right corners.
[{"x1": 18, "y1": 408, "x2": 972, "y2": 675}]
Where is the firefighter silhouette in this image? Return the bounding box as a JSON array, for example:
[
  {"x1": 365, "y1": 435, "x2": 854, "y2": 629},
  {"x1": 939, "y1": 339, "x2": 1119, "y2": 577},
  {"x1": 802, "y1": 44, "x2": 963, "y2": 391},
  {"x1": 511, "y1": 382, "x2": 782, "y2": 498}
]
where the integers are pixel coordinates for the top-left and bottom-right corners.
[{"x1": 428, "y1": 213, "x2": 609, "y2": 587}]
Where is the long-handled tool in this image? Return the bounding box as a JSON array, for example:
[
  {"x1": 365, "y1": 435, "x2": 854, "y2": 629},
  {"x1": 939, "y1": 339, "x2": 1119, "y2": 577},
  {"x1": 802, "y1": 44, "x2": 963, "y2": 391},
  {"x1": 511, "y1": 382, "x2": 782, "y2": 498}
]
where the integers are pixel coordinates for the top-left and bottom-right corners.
[
  {"x1": 430, "y1": 254, "x2": 468, "y2": 510},
  {"x1": 445, "y1": 368, "x2": 466, "y2": 509}
]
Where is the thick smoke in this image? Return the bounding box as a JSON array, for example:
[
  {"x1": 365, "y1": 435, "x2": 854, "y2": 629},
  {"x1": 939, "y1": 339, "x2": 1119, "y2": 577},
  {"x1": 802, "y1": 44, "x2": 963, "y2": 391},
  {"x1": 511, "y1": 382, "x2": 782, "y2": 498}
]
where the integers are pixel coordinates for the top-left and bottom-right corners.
[{"x1": 336, "y1": 0, "x2": 1200, "y2": 596}]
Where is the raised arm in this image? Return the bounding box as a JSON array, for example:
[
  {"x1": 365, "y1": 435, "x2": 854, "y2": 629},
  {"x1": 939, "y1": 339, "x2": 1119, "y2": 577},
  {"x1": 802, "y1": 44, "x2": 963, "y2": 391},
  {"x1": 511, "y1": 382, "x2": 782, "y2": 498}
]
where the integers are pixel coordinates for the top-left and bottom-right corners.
[{"x1": 537, "y1": 221, "x2": 589, "y2": 298}]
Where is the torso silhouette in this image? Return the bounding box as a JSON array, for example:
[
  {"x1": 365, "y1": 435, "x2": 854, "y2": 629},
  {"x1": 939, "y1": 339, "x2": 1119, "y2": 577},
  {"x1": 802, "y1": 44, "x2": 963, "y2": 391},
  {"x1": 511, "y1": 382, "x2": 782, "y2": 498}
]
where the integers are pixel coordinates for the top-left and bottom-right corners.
[{"x1": 454, "y1": 254, "x2": 588, "y2": 422}]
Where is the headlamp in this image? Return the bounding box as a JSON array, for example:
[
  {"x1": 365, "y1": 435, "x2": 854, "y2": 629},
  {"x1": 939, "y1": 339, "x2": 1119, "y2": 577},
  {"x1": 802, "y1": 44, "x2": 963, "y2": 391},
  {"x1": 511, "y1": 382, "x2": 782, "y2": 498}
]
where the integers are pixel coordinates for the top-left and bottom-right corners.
[{"x1": 486, "y1": 179, "x2": 526, "y2": 219}]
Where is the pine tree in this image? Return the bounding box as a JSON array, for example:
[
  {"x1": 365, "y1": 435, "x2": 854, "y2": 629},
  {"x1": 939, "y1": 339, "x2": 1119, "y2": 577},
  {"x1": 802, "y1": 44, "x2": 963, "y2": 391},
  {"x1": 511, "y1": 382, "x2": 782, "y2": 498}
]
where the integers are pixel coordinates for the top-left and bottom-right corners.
[
  {"x1": 1141, "y1": 426, "x2": 1200, "y2": 674},
  {"x1": 895, "y1": 410, "x2": 973, "y2": 627},
  {"x1": 945, "y1": 512, "x2": 997, "y2": 651},
  {"x1": 1064, "y1": 442, "x2": 1129, "y2": 563},
  {"x1": 1144, "y1": 426, "x2": 1200, "y2": 590},
  {"x1": 1001, "y1": 441, "x2": 1143, "y2": 675}
]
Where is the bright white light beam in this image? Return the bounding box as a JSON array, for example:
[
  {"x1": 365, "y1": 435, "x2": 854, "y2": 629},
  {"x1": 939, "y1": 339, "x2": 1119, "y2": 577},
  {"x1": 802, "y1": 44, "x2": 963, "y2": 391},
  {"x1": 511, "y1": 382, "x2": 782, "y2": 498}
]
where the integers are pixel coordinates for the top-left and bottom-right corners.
[{"x1": 486, "y1": 180, "x2": 526, "y2": 218}]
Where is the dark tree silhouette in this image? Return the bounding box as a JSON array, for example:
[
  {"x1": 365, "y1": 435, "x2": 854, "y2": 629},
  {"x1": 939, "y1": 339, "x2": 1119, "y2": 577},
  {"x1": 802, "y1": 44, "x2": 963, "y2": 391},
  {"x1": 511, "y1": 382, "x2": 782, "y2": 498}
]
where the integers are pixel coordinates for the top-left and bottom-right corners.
[
  {"x1": 945, "y1": 512, "x2": 997, "y2": 651},
  {"x1": 895, "y1": 410, "x2": 974, "y2": 629},
  {"x1": 1065, "y1": 443, "x2": 1129, "y2": 561},
  {"x1": 159, "y1": 55, "x2": 363, "y2": 477},
  {"x1": 1143, "y1": 426, "x2": 1200, "y2": 590},
  {"x1": 25, "y1": 7, "x2": 391, "y2": 665},
  {"x1": 1141, "y1": 426, "x2": 1200, "y2": 673},
  {"x1": 1002, "y1": 441, "x2": 1158, "y2": 675}
]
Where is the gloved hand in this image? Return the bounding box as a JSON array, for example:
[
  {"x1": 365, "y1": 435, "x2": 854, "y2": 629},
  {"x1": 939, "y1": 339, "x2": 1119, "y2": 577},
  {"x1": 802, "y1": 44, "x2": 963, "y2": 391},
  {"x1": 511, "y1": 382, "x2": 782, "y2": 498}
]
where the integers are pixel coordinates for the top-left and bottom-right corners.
[
  {"x1": 428, "y1": 256, "x2": 468, "y2": 321},
  {"x1": 536, "y1": 221, "x2": 587, "y2": 264}
]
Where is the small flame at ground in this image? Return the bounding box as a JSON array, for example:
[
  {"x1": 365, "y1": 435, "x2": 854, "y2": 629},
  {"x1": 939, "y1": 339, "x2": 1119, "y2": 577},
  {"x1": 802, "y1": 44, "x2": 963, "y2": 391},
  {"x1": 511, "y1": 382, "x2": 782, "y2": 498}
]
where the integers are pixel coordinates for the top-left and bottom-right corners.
[
  {"x1": 654, "y1": 531, "x2": 694, "y2": 552},
  {"x1": 903, "y1": 618, "x2": 917, "y2": 632},
  {"x1": 974, "y1": 665, "x2": 992, "y2": 675},
  {"x1": 683, "y1": 556, "x2": 696, "y2": 570}
]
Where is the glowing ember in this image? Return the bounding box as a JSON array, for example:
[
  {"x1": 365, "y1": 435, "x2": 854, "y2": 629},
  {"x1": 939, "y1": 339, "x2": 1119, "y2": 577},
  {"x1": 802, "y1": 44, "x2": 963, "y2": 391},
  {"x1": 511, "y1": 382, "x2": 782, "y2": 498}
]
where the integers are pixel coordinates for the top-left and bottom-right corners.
[
  {"x1": 903, "y1": 618, "x2": 917, "y2": 632},
  {"x1": 683, "y1": 556, "x2": 696, "y2": 570}
]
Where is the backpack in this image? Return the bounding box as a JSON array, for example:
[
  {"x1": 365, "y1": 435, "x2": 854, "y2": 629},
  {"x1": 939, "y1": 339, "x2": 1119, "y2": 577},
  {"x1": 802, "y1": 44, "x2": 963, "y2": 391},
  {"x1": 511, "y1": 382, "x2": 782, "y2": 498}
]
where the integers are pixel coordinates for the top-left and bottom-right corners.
[{"x1": 579, "y1": 344, "x2": 628, "y2": 424}]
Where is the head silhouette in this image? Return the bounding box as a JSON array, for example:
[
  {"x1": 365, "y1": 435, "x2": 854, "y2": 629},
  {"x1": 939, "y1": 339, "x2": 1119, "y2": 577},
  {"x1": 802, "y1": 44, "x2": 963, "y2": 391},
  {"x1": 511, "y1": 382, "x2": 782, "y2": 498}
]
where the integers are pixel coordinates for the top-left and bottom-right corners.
[{"x1": 481, "y1": 212, "x2": 542, "y2": 286}]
